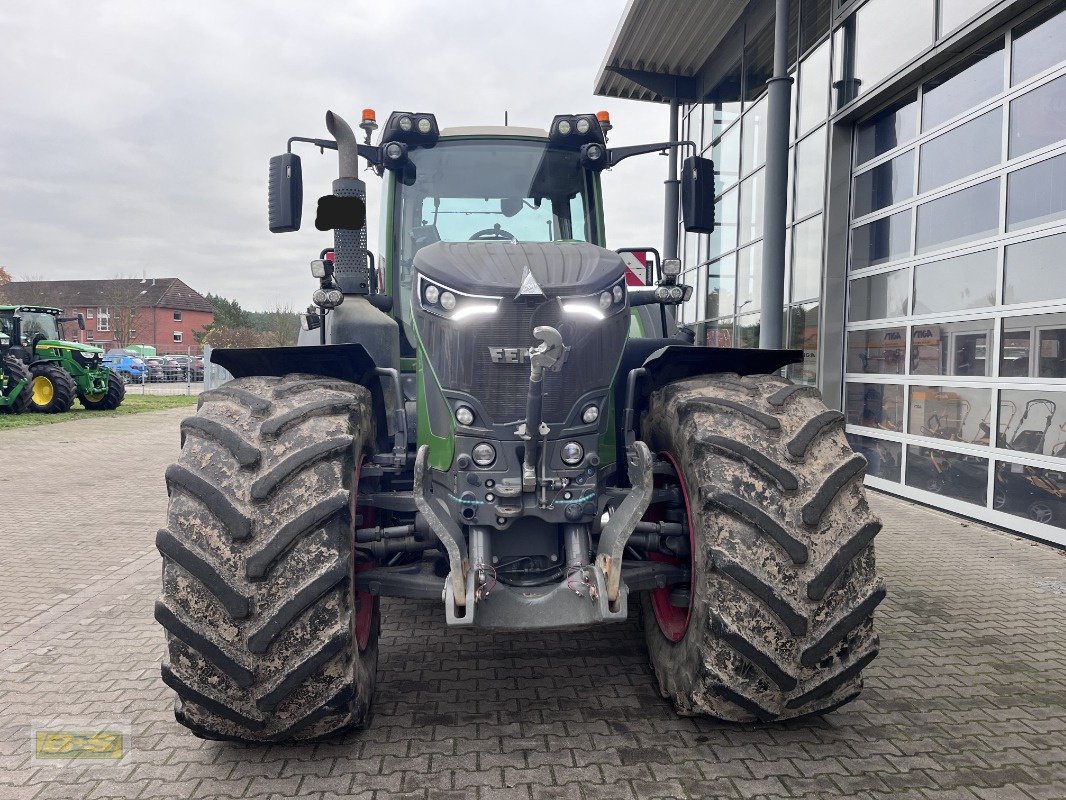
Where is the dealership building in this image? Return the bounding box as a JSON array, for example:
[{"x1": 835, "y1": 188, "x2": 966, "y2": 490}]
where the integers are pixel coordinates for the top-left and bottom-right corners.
[{"x1": 597, "y1": 0, "x2": 1066, "y2": 546}]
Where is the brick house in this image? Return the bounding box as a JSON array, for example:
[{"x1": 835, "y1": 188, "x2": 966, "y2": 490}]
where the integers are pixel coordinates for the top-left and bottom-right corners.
[{"x1": 3, "y1": 278, "x2": 214, "y2": 354}]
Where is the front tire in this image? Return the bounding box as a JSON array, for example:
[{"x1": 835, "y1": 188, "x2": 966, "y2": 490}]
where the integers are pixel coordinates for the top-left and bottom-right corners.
[
  {"x1": 79, "y1": 371, "x2": 125, "y2": 410},
  {"x1": 28, "y1": 363, "x2": 76, "y2": 413},
  {"x1": 639, "y1": 373, "x2": 885, "y2": 721},
  {"x1": 156, "y1": 374, "x2": 379, "y2": 742}
]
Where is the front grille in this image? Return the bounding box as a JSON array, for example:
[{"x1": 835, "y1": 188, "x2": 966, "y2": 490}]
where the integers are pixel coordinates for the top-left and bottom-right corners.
[{"x1": 418, "y1": 296, "x2": 628, "y2": 425}]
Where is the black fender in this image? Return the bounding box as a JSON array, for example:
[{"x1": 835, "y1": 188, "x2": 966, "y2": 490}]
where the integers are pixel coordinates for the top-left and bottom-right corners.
[
  {"x1": 209, "y1": 343, "x2": 399, "y2": 458},
  {"x1": 210, "y1": 343, "x2": 378, "y2": 385},
  {"x1": 612, "y1": 339, "x2": 802, "y2": 472}
]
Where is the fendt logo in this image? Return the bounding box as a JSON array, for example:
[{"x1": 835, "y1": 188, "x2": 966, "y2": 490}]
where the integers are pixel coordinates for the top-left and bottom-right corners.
[{"x1": 488, "y1": 347, "x2": 531, "y2": 364}]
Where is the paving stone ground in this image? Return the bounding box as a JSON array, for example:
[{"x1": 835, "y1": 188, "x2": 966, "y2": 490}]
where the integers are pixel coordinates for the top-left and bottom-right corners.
[{"x1": 1, "y1": 408, "x2": 1064, "y2": 800}]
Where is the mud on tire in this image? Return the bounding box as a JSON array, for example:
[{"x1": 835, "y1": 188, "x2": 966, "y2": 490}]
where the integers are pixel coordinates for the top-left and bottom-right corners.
[
  {"x1": 639, "y1": 373, "x2": 885, "y2": 721},
  {"x1": 156, "y1": 374, "x2": 379, "y2": 742}
]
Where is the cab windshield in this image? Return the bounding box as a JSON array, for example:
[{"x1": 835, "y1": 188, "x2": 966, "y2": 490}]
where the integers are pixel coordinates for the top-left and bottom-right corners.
[
  {"x1": 393, "y1": 138, "x2": 596, "y2": 340},
  {"x1": 18, "y1": 311, "x2": 60, "y2": 343}
]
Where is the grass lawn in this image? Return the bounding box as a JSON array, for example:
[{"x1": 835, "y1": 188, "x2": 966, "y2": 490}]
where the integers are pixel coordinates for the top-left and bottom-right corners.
[{"x1": 0, "y1": 394, "x2": 199, "y2": 431}]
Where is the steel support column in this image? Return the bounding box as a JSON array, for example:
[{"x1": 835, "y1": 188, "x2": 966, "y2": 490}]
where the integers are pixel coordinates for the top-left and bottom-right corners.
[
  {"x1": 663, "y1": 97, "x2": 680, "y2": 260},
  {"x1": 759, "y1": 0, "x2": 794, "y2": 350}
]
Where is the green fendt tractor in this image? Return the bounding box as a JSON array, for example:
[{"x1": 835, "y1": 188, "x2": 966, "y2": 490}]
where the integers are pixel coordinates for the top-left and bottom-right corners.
[
  {"x1": 157, "y1": 110, "x2": 885, "y2": 742},
  {"x1": 0, "y1": 306, "x2": 125, "y2": 413}
]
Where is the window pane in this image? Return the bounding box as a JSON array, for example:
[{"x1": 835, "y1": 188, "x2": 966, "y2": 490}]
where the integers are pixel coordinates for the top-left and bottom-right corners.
[
  {"x1": 845, "y1": 382, "x2": 905, "y2": 431},
  {"x1": 712, "y1": 124, "x2": 741, "y2": 194},
  {"x1": 705, "y1": 317, "x2": 735, "y2": 347},
  {"x1": 911, "y1": 319, "x2": 994, "y2": 376},
  {"x1": 797, "y1": 40, "x2": 830, "y2": 136},
  {"x1": 997, "y1": 389, "x2": 1066, "y2": 454},
  {"x1": 794, "y1": 127, "x2": 827, "y2": 220},
  {"x1": 1007, "y1": 152, "x2": 1066, "y2": 231},
  {"x1": 745, "y1": 20, "x2": 775, "y2": 101},
  {"x1": 906, "y1": 444, "x2": 988, "y2": 505},
  {"x1": 916, "y1": 178, "x2": 1000, "y2": 254},
  {"x1": 742, "y1": 97, "x2": 768, "y2": 174},
  {"x1": 739, "y1": 170, "x2": 765, "y2": 246},
  {"x1": 852, "y1": 210, "x2": 911, "y2": 269},
  {"x1": 791, "y1": 215, "x2": 823, "y2": 302},
  {"x1": 921, "y1": 42, "x2": 1004, "y2": 132},
  {"x1": 736, "y1": 313, "x2": 760, "y2": 348},
  {"x1": 849, "y1": 269, "x2": 910, "y2": 321},
  {"x1": 847, "y1": 327, "x2": 906, "y2": 374},
  {"x1": 853, "y1": 150, "x2": 915, "y2": 217},
  {"x1": 1000, "y1": 313, "x2": 1066, "y2": 378},
  {"x1": 1000, "y1": 322, "x2": 1032, "y2": 378},
  {"x1": 708, "y1": 61, "x2": 744, "y2": 137},
  {"x1": 995, "y1": 460, "x2": 1066, "y2": 529},
  {"x1": 706, "y1": 254, "x2": 737, "y2": 319},
  {"x1": 939, "y1": 0, "x2": 992, "y2": 35},
  {"x1": 786, "y1": 302, "x2": 820, "y2": 385},
  {"x1": 737, "y1": 242, "x2": 762, "y2": 314},
  {"x1": 1012, "y1": 2, "x2": 1066, "y2": 85},
  {"x1": 1005, "y1": 232, "x2": 1066, "y2": 305},
  {"x1": 1009, "y1": 74, "x2": 1066, "y2": 159},
  {"x1": 909, "y1": 385, "x2": 992, "y2": 440},
  {"x1": 847, "y1": 432, "x2": 902, "y2": 481},
  {"x1": 800, "y1": 0, "x2": 831, "y2": 52},
  {"x1": 709, "y1": 188, "x2": 739, "y2": 261},
  {"x1": 918, "y1": 108, "x2": 1002, "y2": 193},
  {"x1": 856, "y1": 95, "x2": 919, "y2": 165},
  {"x1": 689, "y1": 106, "x2": 704, "y2": 151},
  {"x1": 912, "y1": 249, "x2": 997, "y2": 315},
  {"x1": 834, "y1": 0, "x2": 935, "y2": 106}
]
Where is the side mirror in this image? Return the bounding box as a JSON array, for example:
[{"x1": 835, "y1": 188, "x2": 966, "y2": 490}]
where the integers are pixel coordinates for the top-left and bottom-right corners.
[
  {"x1": 268, "y1": 153, "x2": 303, "y2": 232},
  {"x1": 77, "y1": 313, "x2": 85, "y2": 331},
  {"x1": 680, "y1": 155, "x2": 715, "y2": 234}
]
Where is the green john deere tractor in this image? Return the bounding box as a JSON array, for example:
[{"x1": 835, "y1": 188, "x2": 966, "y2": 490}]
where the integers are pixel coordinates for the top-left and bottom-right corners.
[
  {"x1": 0, "y1": 305, "x2": 125, "y2": 413},
  {"x1": 156, "y1": 110, "x2": 885, "y2": 742},
  {"x1": 0, "y1": 328, "x2": 30, "y2": 414}
]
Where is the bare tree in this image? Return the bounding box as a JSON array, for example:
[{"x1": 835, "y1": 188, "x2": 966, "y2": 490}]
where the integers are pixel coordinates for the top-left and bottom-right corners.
[
  {"x1": 97, "y1": 276, "x2": 146, "y2": 350},
  {"x1": 266, "y1": 301, "x2": 300, "y2": 347}
]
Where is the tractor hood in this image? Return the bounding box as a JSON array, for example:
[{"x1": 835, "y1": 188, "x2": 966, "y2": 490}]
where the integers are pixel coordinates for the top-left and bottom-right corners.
[
  {"x1": 414, "y1": 241, "x2": 624, "y2": 296},
  {"x1": 35, "y1": 340, "x2": 104, "y2": 355}
]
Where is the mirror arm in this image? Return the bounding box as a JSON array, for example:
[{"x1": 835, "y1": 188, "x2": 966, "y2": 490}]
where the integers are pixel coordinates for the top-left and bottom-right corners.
[
  {"x1": 287, "y1": 136, "x2": 383, "y2": 168},
  {"x1": 606, "y1": 140, "x2": 696, "y2": 168}
]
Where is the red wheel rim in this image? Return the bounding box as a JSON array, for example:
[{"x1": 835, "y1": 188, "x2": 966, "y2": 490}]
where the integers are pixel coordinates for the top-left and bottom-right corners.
[
  {"x1": 352, "y1": 457, "x2": 375, "y2": 651},
  {"x1": 647, "y1": 451, "x2": 696, "y2": 643}
]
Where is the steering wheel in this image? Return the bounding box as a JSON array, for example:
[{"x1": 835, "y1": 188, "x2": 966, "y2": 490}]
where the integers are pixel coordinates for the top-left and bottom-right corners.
[{"x1": 469, "y1": 224, "x2": 517, "y2": 241}]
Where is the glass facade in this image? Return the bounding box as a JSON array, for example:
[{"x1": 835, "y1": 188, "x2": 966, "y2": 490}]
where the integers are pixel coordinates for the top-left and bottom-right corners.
[
  {"x1": 667, "y1": 0, "x2": 1066, "y2": 542},
  {"x1": 842, "y1": 1, "x2": 1066, "y2": 540}
]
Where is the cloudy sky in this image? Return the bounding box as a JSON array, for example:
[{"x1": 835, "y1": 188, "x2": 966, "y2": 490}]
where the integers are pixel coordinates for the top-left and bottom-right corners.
[{"x1": 0, "y1": 1, "x2": 669, "y2": 310}]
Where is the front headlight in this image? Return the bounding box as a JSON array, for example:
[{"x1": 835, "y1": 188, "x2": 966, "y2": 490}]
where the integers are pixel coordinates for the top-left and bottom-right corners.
[
  {"x1": 418, "y1": 275, "x2": 501, "y2": 321},
  {"x1": 561, "y1": 276, "x2": 628, "y2": 320}
]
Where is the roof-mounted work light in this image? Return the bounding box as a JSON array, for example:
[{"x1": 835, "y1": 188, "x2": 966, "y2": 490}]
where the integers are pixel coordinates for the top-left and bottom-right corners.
[
  {"x1": 380, "y1": 111, "x2": 439, "y2": 148},
  {"x1": 548, "y1": 114, "x2": 606, "y2": 149}
]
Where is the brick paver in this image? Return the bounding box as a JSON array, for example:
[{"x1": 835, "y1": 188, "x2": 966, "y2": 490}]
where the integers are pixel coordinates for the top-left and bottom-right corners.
[{"x1": 1, "y1": 408, "x2": 1064, "y2": 799}]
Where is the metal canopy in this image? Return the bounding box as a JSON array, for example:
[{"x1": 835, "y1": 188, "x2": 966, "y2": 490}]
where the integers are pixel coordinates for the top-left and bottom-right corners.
[{"x1": 594, "y1": 0, "x2": 747, "y2": 102}]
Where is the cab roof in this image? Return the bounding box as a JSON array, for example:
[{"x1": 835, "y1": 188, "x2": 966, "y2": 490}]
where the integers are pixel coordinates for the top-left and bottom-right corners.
[
  {"x1": 438, "y1": 125, "x2": 548, "y2": 139},
  {"x1": 0, "y1": 305, "x2": 62, "y2": 314}
]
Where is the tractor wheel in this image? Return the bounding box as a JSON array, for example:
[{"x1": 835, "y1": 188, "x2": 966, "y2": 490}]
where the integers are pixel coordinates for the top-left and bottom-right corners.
[
  {"x1": 0, "y1": 356, "x2": 31, "y2": 414},
  {"x1": 638, "y1": 373, "x2": 885, "y2": 722},
  {"x1": 156, "y1": 374, "x2": 379, "y2": 742},
  {"x1": 27, "y1": 363, "x2": 76, "y2": 414},
  {"x1": 79, "y1": 370, "x2": 126, "y2": 410}
]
